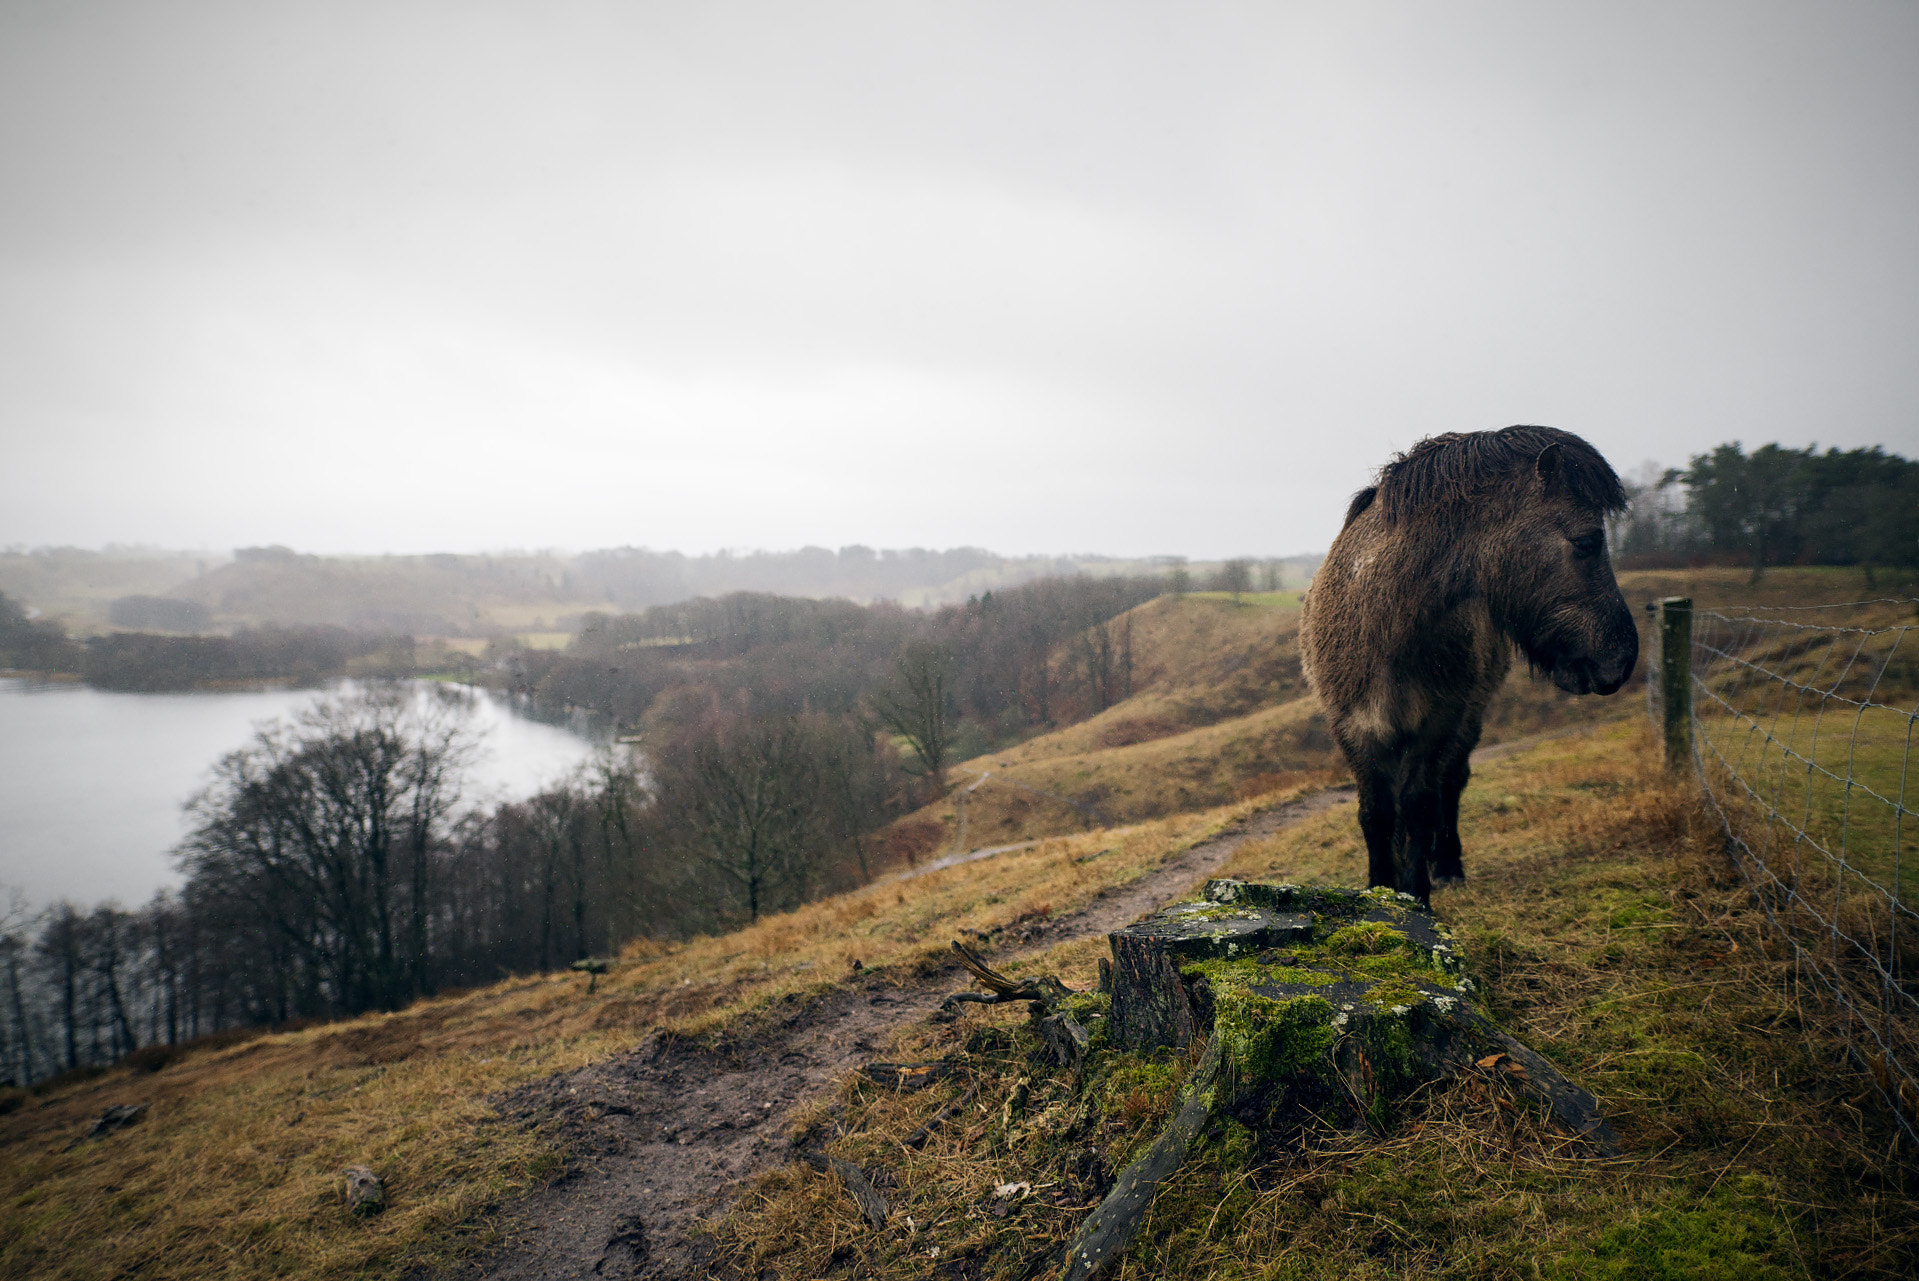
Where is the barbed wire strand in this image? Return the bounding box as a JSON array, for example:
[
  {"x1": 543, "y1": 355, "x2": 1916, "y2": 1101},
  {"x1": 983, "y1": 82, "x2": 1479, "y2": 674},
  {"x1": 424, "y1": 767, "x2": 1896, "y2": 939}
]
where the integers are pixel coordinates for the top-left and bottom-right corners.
[{"x1": 1713, "y1": 597, "x2": 1919, "y2": 614}]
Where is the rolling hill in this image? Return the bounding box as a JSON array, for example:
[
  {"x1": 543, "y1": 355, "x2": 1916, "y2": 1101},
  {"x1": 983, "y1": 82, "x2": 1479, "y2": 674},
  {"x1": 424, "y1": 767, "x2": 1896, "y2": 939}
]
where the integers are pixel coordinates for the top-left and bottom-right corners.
[{"x1": 2, "y1": 566, "x2": 1912, "y2": 1281}]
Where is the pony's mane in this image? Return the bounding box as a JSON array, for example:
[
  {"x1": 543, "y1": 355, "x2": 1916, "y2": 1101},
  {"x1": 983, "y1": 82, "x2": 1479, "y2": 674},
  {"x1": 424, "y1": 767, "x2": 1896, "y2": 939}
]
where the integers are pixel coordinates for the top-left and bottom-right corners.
[{"x1": 1372, "y1": 425, "x2": 1626, "y2": 524}]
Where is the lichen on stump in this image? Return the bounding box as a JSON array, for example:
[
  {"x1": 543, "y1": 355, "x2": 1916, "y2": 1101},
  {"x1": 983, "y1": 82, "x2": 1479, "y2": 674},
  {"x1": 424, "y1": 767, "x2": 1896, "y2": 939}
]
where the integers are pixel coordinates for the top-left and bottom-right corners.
[
  {"x1": 1107, "y1": 894, "x2": 1315, "y2": 1051},
  {"x1": 1062, "y1": 879, "x2": 1616, "y2": 1281}
]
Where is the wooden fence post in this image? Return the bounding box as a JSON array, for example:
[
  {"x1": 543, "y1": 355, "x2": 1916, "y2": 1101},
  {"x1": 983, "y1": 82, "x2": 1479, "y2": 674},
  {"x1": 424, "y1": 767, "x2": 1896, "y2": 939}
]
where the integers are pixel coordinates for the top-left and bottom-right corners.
[{"x1": 1655, "y1": 597, "x2": 1692, "y2": 772}]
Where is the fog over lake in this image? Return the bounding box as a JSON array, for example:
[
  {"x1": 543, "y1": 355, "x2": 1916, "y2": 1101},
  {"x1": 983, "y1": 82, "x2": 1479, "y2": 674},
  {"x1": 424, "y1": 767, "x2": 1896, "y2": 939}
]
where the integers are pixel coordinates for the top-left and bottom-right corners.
[{"x1": 0, "y1": 678, "x2": 603, "y2": 911}]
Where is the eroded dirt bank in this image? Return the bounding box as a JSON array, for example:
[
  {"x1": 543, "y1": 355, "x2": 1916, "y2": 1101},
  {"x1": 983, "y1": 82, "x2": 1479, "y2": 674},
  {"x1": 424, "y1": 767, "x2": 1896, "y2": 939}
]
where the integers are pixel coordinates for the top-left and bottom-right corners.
[{"x1": 453, "y1": 789, "x2": 1352, "y2": 1281}]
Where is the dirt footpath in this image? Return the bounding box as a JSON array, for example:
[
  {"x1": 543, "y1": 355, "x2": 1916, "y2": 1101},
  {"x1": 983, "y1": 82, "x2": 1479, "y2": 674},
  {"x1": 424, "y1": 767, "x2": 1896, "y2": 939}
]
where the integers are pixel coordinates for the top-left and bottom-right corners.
[{"x1": 454, "y1": 788, "x2": 1353, "y2": 1281}]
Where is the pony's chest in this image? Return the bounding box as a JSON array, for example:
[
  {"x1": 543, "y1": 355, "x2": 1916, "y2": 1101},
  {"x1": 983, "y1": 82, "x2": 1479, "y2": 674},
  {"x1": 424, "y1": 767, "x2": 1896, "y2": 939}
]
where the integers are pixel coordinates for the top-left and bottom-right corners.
[{"x1": 1349, "y1": 611, "x2": 1506, "y2": 740}]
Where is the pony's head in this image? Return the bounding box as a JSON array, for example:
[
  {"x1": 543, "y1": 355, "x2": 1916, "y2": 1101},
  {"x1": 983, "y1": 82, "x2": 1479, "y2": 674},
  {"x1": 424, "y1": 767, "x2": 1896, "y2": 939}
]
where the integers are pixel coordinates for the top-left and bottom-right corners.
[{"x1": 1374, "y1": 425, "x2": 1639, "y2": 695}]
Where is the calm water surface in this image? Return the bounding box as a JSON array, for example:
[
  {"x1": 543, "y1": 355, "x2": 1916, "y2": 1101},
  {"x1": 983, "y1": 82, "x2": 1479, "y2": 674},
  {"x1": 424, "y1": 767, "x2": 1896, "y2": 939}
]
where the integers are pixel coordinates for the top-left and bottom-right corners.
[{"x1": 0, "y1": 679, "x2": 602, "y2": 911}]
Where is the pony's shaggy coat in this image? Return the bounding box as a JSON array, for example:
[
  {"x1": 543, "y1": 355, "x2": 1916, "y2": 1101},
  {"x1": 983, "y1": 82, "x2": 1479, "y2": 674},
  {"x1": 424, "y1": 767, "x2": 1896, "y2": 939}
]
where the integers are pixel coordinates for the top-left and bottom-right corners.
[{"x1": 1301, "y1": 425, "x2": 1638, "y2": 900}]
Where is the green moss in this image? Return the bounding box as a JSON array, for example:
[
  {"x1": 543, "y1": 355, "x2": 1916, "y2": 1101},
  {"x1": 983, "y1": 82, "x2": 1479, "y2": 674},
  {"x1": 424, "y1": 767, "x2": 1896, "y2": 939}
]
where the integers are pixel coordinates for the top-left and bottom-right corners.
[
  {"x1": 1366, "y1": 1012, "x2": 1427, "y2": 1089},
  {"x1": 1059, "y1": 990, "x2": 1113, "y2": 1052},
  {"x1": 1361, "y1": 980, "x2": 1423, "y2": 1011},
  {"x1": 1210, "y1": 1118, "x2": 1256, "y2": 1171},
  {"x1": 1095, "y1": 1054, "x2": 1182, "y2": 1111},
  {"x1": 1060, "y1": 991, "x2": 1111, "y2": 1022},
  {"x1": 1181, "y1": 956, "x2": 1336, "y2": 989},
  {"x1": 1176, "y1": 957, "x2": 1340, "y2": 1085},
  {"x1": 1325, "y1": 921, "x2": 1403, "y2": 955},
  {"x1": 1546, "y1": 1180, "x2": 1795, "y2": 1280},
  {"x1": 1216, "y1": 990, "x2": 1337, "y2": 1084},
  {"x1": 1163, "y1": 902, "x2": 1265, "y2": 924}
]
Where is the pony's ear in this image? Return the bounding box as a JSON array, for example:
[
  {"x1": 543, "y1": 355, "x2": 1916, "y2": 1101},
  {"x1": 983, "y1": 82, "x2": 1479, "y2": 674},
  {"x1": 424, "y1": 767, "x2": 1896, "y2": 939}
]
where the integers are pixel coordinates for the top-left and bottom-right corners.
[{"x1": 1535, "y1": 442, "x2": 1564, "y2": 492}]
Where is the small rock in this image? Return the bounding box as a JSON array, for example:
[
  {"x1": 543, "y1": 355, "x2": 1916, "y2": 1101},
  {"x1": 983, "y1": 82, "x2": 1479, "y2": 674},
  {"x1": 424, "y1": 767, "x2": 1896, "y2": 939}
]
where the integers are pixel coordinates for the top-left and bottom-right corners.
[
  {"x1": 343, "y1": 1165, "x2": 385, "y2": 1215},
  {"x1": 65, "y1": 1103, "x2": 147, "y2": 1151}
]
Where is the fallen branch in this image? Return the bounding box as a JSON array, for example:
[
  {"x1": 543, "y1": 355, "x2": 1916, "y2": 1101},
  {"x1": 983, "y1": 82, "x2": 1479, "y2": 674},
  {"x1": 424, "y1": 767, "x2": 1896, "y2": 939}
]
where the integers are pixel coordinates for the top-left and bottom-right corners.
[
  {"x1": 860, "y1": 1061, "x2": 953, "y2": 1093},
  {"x1": 796, "y1": 1148, "x2": 890, "y2": 1229},
  {"x1": 1042, "y1": 1009, "x2": 1092, "y2": 1072},
  {"x1": 942, "y1": 940, "x2": 1078, "y2": 1012},
  {"x1": 64, "y1": 1103, "x2": 147, "y2": 1152}
]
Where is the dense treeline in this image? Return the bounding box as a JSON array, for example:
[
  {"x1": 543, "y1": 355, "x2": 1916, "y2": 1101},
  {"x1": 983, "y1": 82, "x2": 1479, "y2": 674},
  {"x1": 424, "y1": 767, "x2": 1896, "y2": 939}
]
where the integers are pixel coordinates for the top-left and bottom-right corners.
[
  {"x1": 1612, "y1": 442, "x2": 1919, "y2": 577},
  {"x1": 511, "y1": 574, "x2": 1167, "y2": 746},
  {"x1": 0, "y1": 592, "x2": 79, "y2": 672},
  {"x1": 0, "y1": 590, "x2": 412, "y2": 690},
  {"x1": 4, "y1": 543, "x2": 1318, "y2": 640},
  {"x1": 80, "y1": 626, "x2": 415, "y2": 691}
]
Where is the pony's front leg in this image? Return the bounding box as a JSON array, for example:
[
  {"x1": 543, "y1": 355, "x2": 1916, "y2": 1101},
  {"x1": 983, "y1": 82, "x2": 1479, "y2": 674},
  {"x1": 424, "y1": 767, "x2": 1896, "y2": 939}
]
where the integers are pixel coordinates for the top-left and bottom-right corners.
[
  {"x1": 1431, "y1": 749, "x2": 1471, "y2": 883},
  {"x1": 1388, "y1": 761, "x2": 1437, "y2": 903},
  {"x1": 1354, "y1": 763, "x2": 1397, "y2": 890}
]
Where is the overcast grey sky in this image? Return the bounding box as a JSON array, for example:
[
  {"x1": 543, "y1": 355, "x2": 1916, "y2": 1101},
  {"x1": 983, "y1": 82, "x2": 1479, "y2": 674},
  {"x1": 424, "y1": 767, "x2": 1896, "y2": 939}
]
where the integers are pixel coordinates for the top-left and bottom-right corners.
[{"x1": 2, "y1": 1, "x2": 1914, "y2": 558}]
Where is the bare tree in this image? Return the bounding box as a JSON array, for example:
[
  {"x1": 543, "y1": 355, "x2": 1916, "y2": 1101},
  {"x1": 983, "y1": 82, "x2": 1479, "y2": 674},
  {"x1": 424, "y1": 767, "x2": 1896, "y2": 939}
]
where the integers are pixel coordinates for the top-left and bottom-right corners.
[
  {"x1": 656, "y1": 714, "x2": 826, "y2": 922},
  {"x1": 586, "y1": 746, "x2": 650, "y2": 943},
  {"x1": 1074, "y1": 611, "x2": 1134, "y2": 715},
  {"x1": 35, "y1": 905, "x2": 82, "y2": 1072},
  {"x1": 0, "y1": 892, "x2": 35, "y2": 1085},
  {"x1": 811, "y1": 716, "x2": 902, "y2": 884},
  {"x1": 81, "y1": 907, "x2": 138, "y2": 1059},
  {"x1": 177, "y1": 688, "x2": 476, "y2": 1016},
  {"x1": 518, "y1": 785, "x2": 589, "y2": 971},
  {"x1": 869, "y1": 642, "x2": 955, "y2": 791},
  {"x1": 1212, "y1": 558, "x2": 1254, "y2": 602}
]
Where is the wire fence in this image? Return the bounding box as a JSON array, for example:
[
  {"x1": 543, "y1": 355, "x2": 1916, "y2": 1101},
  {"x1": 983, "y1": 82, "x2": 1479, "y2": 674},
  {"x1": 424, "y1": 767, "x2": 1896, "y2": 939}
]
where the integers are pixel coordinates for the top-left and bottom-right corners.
[{"x1": 1653, "y1": 597, "x2": 1919, "y2": 1141}]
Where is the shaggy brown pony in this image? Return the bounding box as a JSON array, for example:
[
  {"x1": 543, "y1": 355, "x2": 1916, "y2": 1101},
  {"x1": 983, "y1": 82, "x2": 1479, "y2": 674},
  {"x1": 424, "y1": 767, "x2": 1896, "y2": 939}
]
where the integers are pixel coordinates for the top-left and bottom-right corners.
[{"x1": 1301, "y1": 425, "x2": 1638, "y2": 901}]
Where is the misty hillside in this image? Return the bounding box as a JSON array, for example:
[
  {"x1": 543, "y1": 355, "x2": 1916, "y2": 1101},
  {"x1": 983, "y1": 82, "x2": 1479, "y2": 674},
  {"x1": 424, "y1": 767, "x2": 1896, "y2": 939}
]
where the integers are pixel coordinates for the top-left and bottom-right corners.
[{"x1": 0, "y1": 544, "x2": 1321, "y2": 636}]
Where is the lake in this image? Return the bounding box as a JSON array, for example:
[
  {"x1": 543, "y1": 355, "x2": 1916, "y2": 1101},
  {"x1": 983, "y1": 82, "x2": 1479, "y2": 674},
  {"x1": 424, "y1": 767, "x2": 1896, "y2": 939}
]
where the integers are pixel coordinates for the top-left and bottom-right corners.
[{"x1": 0, "y1": 678, "x2": 604, "y2": 912}]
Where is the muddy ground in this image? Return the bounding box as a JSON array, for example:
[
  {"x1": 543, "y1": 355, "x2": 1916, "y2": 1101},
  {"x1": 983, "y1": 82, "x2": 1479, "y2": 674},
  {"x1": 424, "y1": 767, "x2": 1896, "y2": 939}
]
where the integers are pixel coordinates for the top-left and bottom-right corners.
[{"x1": 451, "y1": 789, "x2": 1353, "y2": 1281}]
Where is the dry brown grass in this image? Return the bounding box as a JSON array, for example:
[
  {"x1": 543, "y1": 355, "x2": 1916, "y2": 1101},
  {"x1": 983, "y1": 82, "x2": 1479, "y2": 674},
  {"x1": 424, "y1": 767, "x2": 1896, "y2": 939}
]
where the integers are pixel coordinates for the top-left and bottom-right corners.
[
  {"x1": 0, "y1": 779, "x2": 1325, "y2": 1281},
  {"x1": 713, "y1": 722, "x2": 1919, "y2": 1280},
  {"x1": 1615, "y1": 564, "x2": 1919, "y2": 612},
  {"x1": 924, "y1": 699, "x2": 1340, "y2": 851},
  {"x1": 879, "y1": 568, "x2": 1846, "y2": 864}
]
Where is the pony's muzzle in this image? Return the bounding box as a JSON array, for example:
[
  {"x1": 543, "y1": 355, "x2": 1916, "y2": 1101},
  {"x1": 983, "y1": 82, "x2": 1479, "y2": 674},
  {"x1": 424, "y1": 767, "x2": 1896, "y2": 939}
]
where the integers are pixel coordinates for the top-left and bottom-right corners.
[{"x1": 1553, "y1": 623, "x2": 1637, "y2": 695}]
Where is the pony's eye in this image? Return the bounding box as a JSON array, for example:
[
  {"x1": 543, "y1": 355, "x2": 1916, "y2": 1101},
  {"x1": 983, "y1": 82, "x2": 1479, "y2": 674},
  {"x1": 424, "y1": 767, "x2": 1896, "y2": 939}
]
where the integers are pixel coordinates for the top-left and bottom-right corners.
[{"x1": 1569, "y1": 532, "x2": 1604, "y2": 559}]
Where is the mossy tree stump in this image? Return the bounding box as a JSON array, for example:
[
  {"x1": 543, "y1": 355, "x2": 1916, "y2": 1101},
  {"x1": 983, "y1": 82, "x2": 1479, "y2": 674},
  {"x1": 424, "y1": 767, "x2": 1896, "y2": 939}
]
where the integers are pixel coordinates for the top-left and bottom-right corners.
[{"x1": 1063, "y1": 879, "x2": 1616, "y2": 1281}]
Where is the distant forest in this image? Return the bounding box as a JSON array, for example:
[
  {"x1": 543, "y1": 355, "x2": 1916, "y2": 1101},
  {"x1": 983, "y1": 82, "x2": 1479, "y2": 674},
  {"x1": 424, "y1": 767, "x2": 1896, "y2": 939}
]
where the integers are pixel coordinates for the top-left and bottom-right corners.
[
  {"x1": 1610, "y1": 442, "x2": 1919, "y2": 578},
  {"x1": 0, "y1": 597, "x2": 416, "y2": 692},
  {"x1": 0, "y1": 542, "x2": 1320, "y2": 638}
]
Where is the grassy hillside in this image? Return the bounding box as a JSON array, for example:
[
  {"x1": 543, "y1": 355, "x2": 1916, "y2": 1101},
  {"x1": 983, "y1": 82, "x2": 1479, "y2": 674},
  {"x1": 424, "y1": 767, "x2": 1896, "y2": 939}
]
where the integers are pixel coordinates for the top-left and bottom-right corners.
[
  {"x1": 890, "y1": 578, "x2": 1682, "y2": 859},
  {"x1": 894, "y1": 566, "x2": 1919, "y2": 863},
  {"x1": 0, "y1": 547, "x2": 215, "y2": 629},
  {"x1": 4, "y1": 563, "x2": 1910, "y2": 1280},
  {"x1": 0, "y1": 797, "x2": 1286, "y2": 1280},
  {"x1": 720, "y1": 723, "x2": 1917, "y2": 1279}
]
